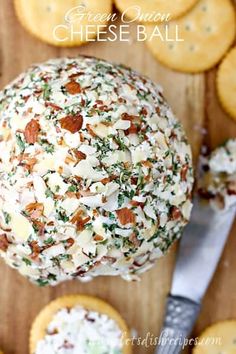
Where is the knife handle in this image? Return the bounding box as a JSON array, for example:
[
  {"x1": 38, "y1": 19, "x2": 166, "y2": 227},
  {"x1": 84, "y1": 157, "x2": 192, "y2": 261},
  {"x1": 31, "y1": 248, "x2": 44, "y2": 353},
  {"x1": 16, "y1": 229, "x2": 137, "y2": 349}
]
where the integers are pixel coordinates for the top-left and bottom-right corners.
[{"x1": 155, "y1": 295, "x2": 201, "y2": 354}]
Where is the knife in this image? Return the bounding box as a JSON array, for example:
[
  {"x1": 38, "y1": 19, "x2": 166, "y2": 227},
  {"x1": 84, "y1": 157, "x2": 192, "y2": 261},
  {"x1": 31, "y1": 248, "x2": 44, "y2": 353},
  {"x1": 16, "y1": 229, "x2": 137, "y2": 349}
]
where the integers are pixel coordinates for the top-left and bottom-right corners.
[{"x1": 155, "y1": 197, "x2": 236, "y2": 354}]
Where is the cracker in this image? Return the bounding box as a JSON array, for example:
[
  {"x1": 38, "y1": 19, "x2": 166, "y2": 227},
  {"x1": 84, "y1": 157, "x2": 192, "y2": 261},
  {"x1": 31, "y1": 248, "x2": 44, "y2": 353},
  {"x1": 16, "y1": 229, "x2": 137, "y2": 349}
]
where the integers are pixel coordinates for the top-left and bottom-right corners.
[
  {"x1": 217, "y1": 47, "x2": 236, "y2": 122},
  {"x1": 145, "y1": 0, "x2": 236, "y2": 73},
  {"x1": 193, "y1": 320, "x2": 236, "y2": 354},
  {"x1": 114, "y1": 0, "x2": 199, "y2": 22},
  {"x1": 14, "y1": 0, "x2": 112, "y2": 46},
  {"x1": 29, "y1": 295, "x2": 132, "y2": 354}
]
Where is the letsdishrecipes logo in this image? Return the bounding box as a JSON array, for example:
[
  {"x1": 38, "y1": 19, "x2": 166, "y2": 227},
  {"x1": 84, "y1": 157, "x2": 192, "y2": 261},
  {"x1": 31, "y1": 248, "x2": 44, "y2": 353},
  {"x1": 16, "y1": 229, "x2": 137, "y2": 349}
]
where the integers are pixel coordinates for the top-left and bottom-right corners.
[{"x1": 53, "y1": 5, "x2": 184, "y2": 43}]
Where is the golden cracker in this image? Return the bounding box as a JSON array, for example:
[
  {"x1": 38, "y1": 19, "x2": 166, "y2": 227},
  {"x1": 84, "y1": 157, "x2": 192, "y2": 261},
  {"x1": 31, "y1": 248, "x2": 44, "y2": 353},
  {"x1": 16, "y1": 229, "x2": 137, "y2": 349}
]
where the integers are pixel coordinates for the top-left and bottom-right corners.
[
  {"x1": 14, "y1": 0, "x2": 112, "y2": 47},
  {"x1": 145, "y1": 0, "x2": 236, "y2": 73},
  {"x1": 193, "y1": 320, "x2": 236, "y2": 354},
  {"x1": 30, "y1": 294, "x2": 132, "y2": 354},
  {"x1": 114, "y1": 0, "x2": 199, "y2": 22},
  {"x1": 217, "y1": 47, "x2": 236, "y2": 122}
]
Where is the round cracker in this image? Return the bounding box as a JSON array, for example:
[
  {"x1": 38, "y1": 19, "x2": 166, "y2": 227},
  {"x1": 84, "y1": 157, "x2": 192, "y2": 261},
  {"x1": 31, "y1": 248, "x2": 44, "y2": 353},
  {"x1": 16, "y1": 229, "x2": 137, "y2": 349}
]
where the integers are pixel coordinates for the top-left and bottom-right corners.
[
  {"x1": 193, "y1": 320, "x2": 236, "y2": 354},
  {"x1": 30, "y1": 295, "x2": 132, "y2": 354},
  {"x1": 114, "y1": 0, "x2": 199, "y2": 23},
  {"x1": 145, "y1": 0, "x2": 236, "y2": 73},
  {"x1": 217, "y1": 47, "x2": 236, "y2": 122},
  {"x1": 14, "y1": 0, "x2": 112, "y2": 47}
]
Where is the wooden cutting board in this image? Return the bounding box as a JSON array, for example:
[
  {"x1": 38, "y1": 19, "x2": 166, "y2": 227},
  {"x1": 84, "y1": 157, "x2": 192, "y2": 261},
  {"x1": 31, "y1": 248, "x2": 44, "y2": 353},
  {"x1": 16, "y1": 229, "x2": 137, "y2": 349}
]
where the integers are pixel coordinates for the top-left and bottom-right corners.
[{"x1": 0, "y1": 2, "x2": 235, "y2": 353}]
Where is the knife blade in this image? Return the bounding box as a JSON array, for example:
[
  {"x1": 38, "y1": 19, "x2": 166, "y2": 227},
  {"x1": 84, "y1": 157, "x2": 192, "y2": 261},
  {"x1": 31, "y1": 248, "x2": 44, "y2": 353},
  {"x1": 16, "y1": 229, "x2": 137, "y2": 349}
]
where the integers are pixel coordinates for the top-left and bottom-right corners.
[
  {"x1": 155, "y1": 197, "x2": 236, "y2": 354},
  {"x1": 171, "y1": 197, "x2": 236, "y2": 302}
]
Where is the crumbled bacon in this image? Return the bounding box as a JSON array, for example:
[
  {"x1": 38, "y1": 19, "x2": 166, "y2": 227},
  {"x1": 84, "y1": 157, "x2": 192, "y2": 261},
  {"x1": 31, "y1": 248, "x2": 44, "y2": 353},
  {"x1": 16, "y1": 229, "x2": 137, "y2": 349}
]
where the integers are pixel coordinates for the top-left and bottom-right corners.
[
  {"x1": 116, "y1": 208, "x2": 136, "y2": 225},
  {"x1": 65, "y1": 80, "x2": 81, "y2": 94},
  {"x1": 24, "y1": 119, "x2": 40, "y2": 144},
  {"x1": 60, "y1": 115, "x2": 83, "y2": 134}
]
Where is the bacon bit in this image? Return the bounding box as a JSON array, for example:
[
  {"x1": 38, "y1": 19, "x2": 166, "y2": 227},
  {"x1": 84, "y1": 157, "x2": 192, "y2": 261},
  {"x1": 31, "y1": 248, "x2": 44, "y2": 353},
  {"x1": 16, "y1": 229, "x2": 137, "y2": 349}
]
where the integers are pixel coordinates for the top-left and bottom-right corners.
[
  {"x1": 94, "y1": 234, "x2": 104, "y2": 241},
  {"x1": 129, "y1": 232, "x2": 141, "y2": 247},
  {"x1": 74, "y1": 150, "x2": 86, "y2": 161},
  {"x1": 129, "y1": 200, "x2": 145, "y2": 208},
  {"x1": 92, "y1": 209, "x2": 99, "y2": 217},
  {"x1": 65, "y1": 80, "x2": 82, "y2": 94},
  {"x1": 0, "y1": 234, "x2": 9, "y2": 252},
  {"x1": 24, "y1": 119, "x2": 40, "y2": 144},
  {"x1": 25, "y1": 202, "x2": 44, "y2": 219},
  {"x1": 170, "y1": 207, "x2": 182, "y2": 220},
  {"x1": 70, "y1": 210, "x2": 83, "y2": 224},
  {"x1": 45, "y1": 102, "x2": 62, "y2": 111},
  {"x1": 65, "y1": 238, "x2": 74, "y2": 249},
  {"x1": 116, "y1": 208, "x2": 136, "y2": 225},
  {"x1": 181, "y1": 165, "x2": 189, "y2": 181},
  {"x1": 60, "y1": 115, "x2": 83, "y2": 134},
  {"x1": 29, "y1": 241, "x2": 41, "y2": 259},
  {"x1": 86, "y1": 124, "x2": 97, "y2": 137}
]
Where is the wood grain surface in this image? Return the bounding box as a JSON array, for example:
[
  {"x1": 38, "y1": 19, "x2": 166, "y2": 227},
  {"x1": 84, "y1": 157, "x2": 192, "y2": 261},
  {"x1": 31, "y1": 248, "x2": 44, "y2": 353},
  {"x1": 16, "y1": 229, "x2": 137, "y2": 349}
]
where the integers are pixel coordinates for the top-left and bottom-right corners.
[{"x1": 0, "y1": 2, "x2": 236, "y2": 354}]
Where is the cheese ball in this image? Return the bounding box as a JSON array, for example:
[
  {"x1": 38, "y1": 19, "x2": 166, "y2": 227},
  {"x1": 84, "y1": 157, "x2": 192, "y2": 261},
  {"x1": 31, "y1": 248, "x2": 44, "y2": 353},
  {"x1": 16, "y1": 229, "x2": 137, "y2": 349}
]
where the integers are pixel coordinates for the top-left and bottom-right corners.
[
  {"x1": 0, "y1": 56, "x2": 193, "y2": 286},
  {"x1": 198, "y1": 139, "x2": 236, "y2": 210}
]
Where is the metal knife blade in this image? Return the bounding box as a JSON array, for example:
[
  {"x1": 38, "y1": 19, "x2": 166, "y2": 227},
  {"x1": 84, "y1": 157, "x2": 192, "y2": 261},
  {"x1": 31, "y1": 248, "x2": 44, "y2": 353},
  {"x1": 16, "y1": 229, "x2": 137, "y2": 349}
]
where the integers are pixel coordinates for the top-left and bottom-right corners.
[
  {"x1": 171, "y1": 197, "x2": 236, "y2": 303},
  {"x1": 155, "y1": 198, "x2": 236, "y2": 354}
]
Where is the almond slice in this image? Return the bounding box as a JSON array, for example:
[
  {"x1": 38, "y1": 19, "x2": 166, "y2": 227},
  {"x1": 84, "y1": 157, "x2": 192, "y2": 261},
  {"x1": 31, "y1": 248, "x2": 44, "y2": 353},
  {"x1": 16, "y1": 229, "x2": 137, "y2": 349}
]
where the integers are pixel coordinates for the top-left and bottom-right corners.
[
  {"x1": 116, "y1": 207, "x2": 136, "y2": 225},
  {"x1": 24, "y1": 119, "x2": 40, "y2": 144},
  {"x1": 60, "y1": 115, "x2": 83, "y2": 134}
]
